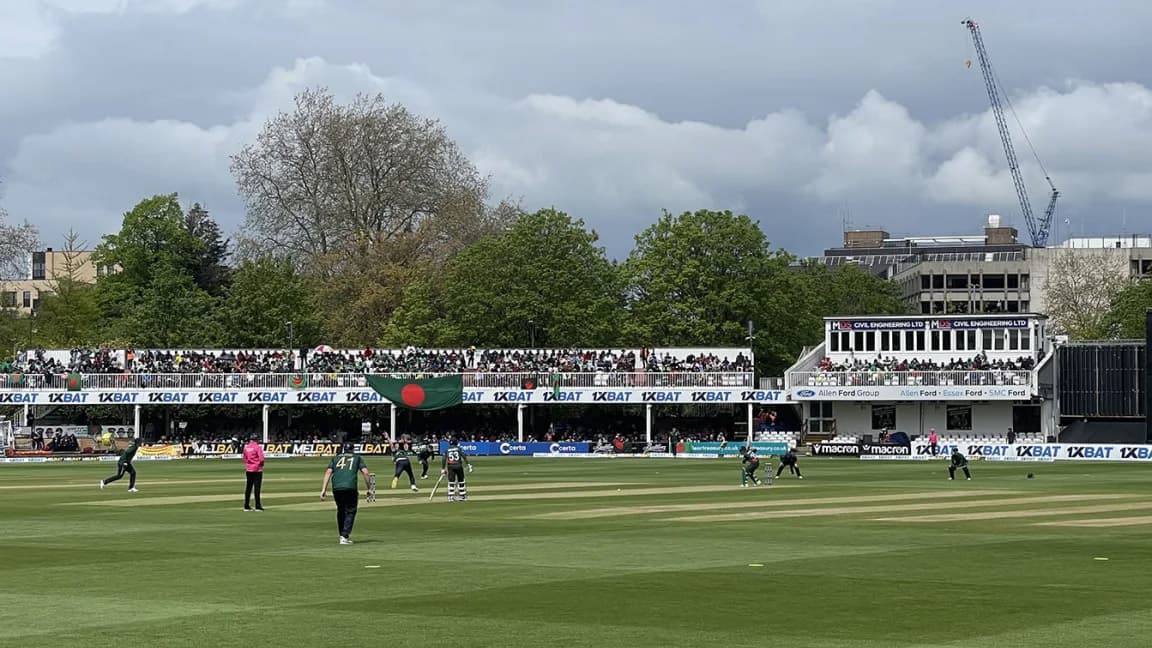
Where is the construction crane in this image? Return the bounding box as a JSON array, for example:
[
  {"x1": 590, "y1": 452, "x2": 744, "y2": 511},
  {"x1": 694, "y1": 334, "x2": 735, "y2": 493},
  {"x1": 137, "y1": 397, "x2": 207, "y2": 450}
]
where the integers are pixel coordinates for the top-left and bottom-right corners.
[{"x1": 963, "y1": 18, "x2": 1059, "y2": 247}]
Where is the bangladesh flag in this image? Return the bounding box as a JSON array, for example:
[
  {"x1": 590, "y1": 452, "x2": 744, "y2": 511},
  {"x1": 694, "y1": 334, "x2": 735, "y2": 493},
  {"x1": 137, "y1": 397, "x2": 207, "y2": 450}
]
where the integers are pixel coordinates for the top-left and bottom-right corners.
[
  {"x1": 288, "y1": 373, "x2": 308, "y2": 389},
  {"x1": 365, "y1": 374, "x2": 463, "y2": 411},
  {"x1": 7, "y1": 373, "x2": 26, "y2": 387},
  {"x1": 66, "y1": 373, "x2": 82, "y2": 392}
]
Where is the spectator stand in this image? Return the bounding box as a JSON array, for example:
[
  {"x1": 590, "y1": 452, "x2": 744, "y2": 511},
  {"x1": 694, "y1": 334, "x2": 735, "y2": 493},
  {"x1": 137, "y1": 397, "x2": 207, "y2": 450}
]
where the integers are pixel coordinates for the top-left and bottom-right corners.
[
  {"x1": 2, "y1": 346, "x2": 782, "y2": 448},
  {"x1": 785, "y1": 314, "x2": 1052, "y2": 443}
]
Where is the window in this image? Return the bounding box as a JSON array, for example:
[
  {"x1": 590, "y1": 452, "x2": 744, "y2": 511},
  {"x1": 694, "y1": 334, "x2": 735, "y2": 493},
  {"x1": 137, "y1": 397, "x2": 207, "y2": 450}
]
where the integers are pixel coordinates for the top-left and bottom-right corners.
[
  {"x1": 920, "y1": 302, "x2": 932, "y2": 314},
  {"x1": 1007, "y1": 274, "x2": 1020, "y2": 289},
  {"x1": 982, "y1": 329, "x2": 993, "y2": 351},
  {"x1": 840, "y1": 332, "x2": 850, "y2": 351},
  {"x1": 31, "y1": 251, "x2": 46, "y2": 280},
  {"x1": 921, "y1": 275, "x2": 932, "y2": 289},
  {"x1": 931, "y1": 330, "x2": 940, "y2": 351},
  {"x1": 947, "y1": 405, "x2": 972, "y2": 431},
  {"x1": 1007, "y1": 330, "x2": 1018, "y2": 350},
  {"x1": 891, "y1": 331, "x2": 901, "y2": 351},
  {"x1": 932, "y1": 275, "x2": 944, "y2": 289},
  {"x1": 1020, "y1": 274, "x2": 1030, "y2": 290},
  {"x1": 1006, "y1": 301, "x2": 1021, "y2": 313},
  {"x1": 970, "y1": 274, "x2": 982, "y2": 288},
  {"x1": 1021, "y1": 333, "x2": 1031, "y2": 350},
  {"x1": 941, "y1": 330, "x2": 952, "y2": 351},
  {"x1": 956, "y1": 330, "x2": 967, "y2": 351},
  {"x1": 915, "y1": 331, "x2": 925, "y2": 351},
  {"x1": 871, "y1": 405, "x2": 896, "y2": 430},
  {"x1": 993, "y1": 330, "x2": 1006, "y2": 350},
  {"x1": 829, "y1": 331, "x2": 839, "y2": 352},
  {"x1": 865, "y1": 332, "x2": 875, "y2": 352},
  {"x1": 880, "y1": 331, "x2": 889, "y2": 352},
  {"x1": 966, "y1": 330, "x2": 977, "y2": 350},
  {"x1": 22, "y1": 291, "x2": 31, "y2": 308},
  {"x1": 946, "y1": 274, "x2": 968, "y2": 290},
  {"x1": 854, "y1": 331, "x2": 864, "y2": 351},
  {"x1": 983, "y1": 274, "x2": 1005, "y2": 289}
]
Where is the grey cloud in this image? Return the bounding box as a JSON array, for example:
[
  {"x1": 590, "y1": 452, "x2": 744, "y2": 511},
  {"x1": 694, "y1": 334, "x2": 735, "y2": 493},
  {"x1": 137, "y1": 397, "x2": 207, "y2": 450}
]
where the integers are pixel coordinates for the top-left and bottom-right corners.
[{"x1": 3, "y1": 1, "x2": 1152, "y2": 257}]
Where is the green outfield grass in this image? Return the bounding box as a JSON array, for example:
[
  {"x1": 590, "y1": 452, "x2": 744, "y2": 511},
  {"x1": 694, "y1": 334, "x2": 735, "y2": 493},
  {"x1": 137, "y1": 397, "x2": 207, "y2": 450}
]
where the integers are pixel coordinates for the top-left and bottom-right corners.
[{"x1": 3, "y1": 457, "x2": 1152, "y2": 647}]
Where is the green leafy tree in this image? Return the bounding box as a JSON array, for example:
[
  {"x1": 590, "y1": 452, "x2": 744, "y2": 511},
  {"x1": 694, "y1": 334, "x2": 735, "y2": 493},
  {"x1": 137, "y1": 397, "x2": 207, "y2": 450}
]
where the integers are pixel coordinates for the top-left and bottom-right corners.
[
  {"x1": 622, "y1": 209, "x2": 802, "y2": 372},
  {"x1": 35, "y1": 231, "x2": 101, "y2": 347},
  {"x1": 385, "y1": 209, "x2": 624, "y2": 347},
  {"x1": 1103, "y1": 280, "x2": 1152, "y2": 339},
  {"x1": 218, "y1": 257, "x2": 323, "y2": 348},
  {"x1": 95, "y1": 194, "x2": 206, "y2": 332},
  {"x1": 183, "y1": 203, "x2": 231, "y2": 297},
  {"x1": 120, "y1": 265, "x2": 219, "y2": 348}
]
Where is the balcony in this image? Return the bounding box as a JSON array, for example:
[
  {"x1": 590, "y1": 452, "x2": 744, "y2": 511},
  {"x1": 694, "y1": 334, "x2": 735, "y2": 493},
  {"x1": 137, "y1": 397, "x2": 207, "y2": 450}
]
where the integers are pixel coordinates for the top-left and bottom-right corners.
[
  {"x1": 1, "y1": 371, "x2": 757, "y2": 392},
  {"x1": 788, "y1": 370, "x2": 1033, "y2": 401}
]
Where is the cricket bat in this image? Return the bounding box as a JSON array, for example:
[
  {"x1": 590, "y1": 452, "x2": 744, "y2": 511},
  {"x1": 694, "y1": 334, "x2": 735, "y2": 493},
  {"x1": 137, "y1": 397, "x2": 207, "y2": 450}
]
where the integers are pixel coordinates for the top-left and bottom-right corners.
[{"x1": 429, "y1": 473, "x2": 445, "y2": 501}]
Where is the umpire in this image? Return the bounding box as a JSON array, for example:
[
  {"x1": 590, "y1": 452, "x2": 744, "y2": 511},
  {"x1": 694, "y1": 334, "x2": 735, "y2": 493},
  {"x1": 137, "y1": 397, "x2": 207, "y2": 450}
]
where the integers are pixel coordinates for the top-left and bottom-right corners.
[
  {"x1": 320, "y1": 442, "x2": 372, "y2": 545},
  {"x1": 776, "y1": 447, "x2": 803, "y2": 479},
  {"x1": 948, "y1": 448, "x2": 972, "y2": 481}
]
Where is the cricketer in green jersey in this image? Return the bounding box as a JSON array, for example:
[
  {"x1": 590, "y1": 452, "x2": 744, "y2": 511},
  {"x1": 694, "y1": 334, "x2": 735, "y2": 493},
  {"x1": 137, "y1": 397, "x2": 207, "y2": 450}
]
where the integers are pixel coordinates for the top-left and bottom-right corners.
[
  {"x1": 440, "y1": 438, "x2": 472, "y2": 502},
  {"x1": 740, "y1": 447, "x2": 764, "y2": 487},
  {"x1": 100, "y1": 438, "x2": 139, "y2": 492},
  {"x1": 320, "y1": 444, "x2": 372, "y2": 544},
  {"x1": 390, "y1": 441, "x2": 418, "y2": 492}
]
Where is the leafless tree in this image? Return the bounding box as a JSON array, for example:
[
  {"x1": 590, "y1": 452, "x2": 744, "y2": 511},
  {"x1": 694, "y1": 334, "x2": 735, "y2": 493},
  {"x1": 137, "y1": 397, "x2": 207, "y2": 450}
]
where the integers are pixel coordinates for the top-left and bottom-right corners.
[
  {"x1": 0, "y1": 181, "x2": 39, "y2": 281},
  {"x1": 230, "y1": 88, "x2": 490, "y2": 272},
  {"x1": 1041, "y1": 248, "x2": 1131, "y2": 339}
]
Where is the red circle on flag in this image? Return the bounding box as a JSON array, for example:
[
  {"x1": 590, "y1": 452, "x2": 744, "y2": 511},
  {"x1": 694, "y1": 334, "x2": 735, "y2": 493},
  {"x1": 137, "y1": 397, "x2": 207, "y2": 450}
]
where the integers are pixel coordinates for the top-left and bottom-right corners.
[{"x1": 401, "y1": 384, "x2": 426, "y2": 408}]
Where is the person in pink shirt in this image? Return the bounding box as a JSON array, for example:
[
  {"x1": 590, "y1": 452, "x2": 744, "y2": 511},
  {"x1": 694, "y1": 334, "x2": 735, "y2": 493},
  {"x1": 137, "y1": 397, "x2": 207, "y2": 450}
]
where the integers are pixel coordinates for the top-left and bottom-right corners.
[
  {"x1": 928, "y1": 429, "x2": 939, "y2": 456},
  {"x1": 243, "y1": 434, "x2": 265, "y2": 511}
]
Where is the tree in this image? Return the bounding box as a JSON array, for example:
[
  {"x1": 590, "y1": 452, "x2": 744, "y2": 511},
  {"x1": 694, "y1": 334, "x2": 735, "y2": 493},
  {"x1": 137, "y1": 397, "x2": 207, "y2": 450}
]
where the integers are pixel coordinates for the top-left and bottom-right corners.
[
  {"x1": 0, "y1": 181, "x2": 39, "y2": 281},
  {"x1": 1041, "y1": 248, "x2": 1131, "y2": 339},
  {"x1": 622, "y1": 209, "x2": 801, "y2": 372},
  {"x1": 797, "y1": 262, "x2": 909, "y2": 318},
  {"x1": 384, "y1": 209, "x2": 624, "y2": 347},
  {"x1": 94, "y1": 194, "x2": 206, "y2": 332},
  {"x1": 35, "y1": 231, "x2": 101, "y2": 347},
  {"x1": 218, "y1": 257, "x2": 322, "y2": 348},
  {"x1": 183, "y1": 203, "x2": 231, "y2": 297},
  {"x1": 231, "y1": 87, "x2": 489, "y2": 271},
  {"x1": 120, "y1": 265, "x2": 219, "y2": 348},
  {"x1": 1102, "y1": 279, "x2": 1152, "y2": 339}
]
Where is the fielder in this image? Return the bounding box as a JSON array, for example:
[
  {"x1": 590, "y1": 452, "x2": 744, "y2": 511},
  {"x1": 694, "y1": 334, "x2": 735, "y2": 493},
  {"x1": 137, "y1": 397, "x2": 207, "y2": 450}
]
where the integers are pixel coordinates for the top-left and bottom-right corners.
[
  {"x1": 948, "y1": 448, "x2": 972, "y2": 481},
  {"x1": 390, "y1": 441, "x2": 419, "y2": 492},
  {"x1": 320, "y1": 443, "x2": 372, "y2": 545},
  {"x1": 440, "y1": 438, "x2": 473, "y2": 502},
  {"x1": 740, "y1": 447, "x2": 765, "y2": 487},
  {"x1": 100, "y1": 437, "x2": 140, "y2": 492},
  {"x1": 416, "y1": 438, "x2": 435, "y2": 479}
]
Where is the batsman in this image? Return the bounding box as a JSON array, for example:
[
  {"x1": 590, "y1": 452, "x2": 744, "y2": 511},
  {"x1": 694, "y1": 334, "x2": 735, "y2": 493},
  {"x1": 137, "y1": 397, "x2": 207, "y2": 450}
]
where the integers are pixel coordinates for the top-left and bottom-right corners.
[
  {"x1": 440, "y1": 438, "x2": 473, "y2": 502},
  {"x1": 739, "y1": 446, "x2": 765, "y2": 487}
]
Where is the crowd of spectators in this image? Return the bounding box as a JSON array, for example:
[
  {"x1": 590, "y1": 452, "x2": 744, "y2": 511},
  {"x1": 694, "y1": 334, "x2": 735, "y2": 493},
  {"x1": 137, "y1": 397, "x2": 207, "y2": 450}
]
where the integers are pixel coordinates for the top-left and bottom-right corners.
[
  {"x1": 15, "y1": 348, "x2": 124, "y2": 375},
  {"x1": 131, "y1": 350, "x2": 296, "y2": 374},
  {"x1": 816, "y1": 354, "x2": 1035, "y2": 373},
  {"x1": 5, "y1": 346, "x2": 753, "y2": 377}
]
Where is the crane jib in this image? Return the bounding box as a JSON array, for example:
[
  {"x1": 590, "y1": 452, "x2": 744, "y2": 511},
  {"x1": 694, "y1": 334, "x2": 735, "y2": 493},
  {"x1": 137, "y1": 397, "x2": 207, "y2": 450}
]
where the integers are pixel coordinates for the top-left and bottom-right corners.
[{"x1": 962, "y1": 19, "x2": 1058, "y2": 248}]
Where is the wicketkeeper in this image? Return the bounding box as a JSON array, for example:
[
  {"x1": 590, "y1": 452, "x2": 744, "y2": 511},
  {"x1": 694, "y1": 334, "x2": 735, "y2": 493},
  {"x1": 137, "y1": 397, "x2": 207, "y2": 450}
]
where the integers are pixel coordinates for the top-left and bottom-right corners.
[
  {"x1": 776, "y1": 447, "x2": 802, "y2": 479},
  {"x1": 948, "y1": 448, "x2": 972, "y2": 481}
]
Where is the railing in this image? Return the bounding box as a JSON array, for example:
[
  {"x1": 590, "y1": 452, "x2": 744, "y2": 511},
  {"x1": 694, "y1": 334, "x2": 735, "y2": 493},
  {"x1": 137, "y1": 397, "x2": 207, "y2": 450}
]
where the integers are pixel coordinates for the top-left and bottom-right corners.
[
  {"x1": 788, "y1": 370, "x2": 1032, "y2": 388},
  {"x1": 1, "y1": 371, "x2": 757, "y2": 392},
  {"x1": 759, "y1": 377, "x2": 784, "y2": 390}
]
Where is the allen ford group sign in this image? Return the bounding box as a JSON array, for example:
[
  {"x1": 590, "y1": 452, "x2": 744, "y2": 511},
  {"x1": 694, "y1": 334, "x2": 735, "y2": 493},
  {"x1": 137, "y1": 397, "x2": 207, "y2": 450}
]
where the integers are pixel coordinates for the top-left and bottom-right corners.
[
  {"x1": 0, "y1": 388, "x2": 789, "y2": 406},
  {"x1": 790, "y1": 385, "x2": 1030, "y2": 401},
  {"x1": 438, "y1": 441, "x2": 591, "y2": 456}
]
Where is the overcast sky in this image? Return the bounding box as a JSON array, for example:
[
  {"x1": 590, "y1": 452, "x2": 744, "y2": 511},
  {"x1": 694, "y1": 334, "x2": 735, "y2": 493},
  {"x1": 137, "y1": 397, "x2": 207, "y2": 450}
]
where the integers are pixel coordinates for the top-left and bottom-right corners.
[{"x1": 2, "y1": 0, "x2": 1151, "y2": 258}]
